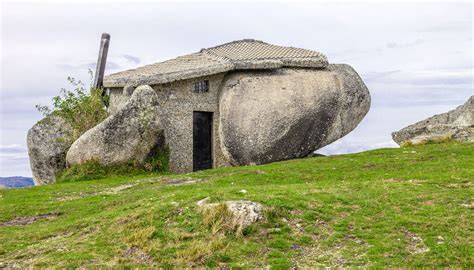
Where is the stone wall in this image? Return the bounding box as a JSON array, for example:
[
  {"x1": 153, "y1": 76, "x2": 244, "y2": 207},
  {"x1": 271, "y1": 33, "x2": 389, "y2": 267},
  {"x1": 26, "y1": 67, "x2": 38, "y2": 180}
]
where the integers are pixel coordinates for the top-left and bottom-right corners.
[{"x1": 106, "y1": 73, "x2": 230, "y2": 173}]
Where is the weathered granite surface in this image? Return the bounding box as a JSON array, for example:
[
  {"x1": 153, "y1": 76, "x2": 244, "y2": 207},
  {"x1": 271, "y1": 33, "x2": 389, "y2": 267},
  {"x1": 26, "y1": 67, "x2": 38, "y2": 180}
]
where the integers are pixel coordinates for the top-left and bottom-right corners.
[
  {"x1": 392, "y1": 96, "x2": 474, "y2": 145},
  {"x1": 66, "y1": 85, "x2": 165, "y2": 166},
  {"x1": 197, "y1": 198, "x2": 263, "y2": 228},
  {"x1": 218, "y1": 64, "x2": 371, "y2": 165},
  {"x1": 27, "y1": 116, "x2": 72, "y2": 185}
]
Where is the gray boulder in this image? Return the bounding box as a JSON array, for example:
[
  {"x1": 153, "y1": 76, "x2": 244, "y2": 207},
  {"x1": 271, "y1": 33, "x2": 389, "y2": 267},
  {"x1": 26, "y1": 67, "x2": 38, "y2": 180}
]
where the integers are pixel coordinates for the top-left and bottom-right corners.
[
  {"x1": 27, "y1": 116, "x2": 72, "y2": 185},
  {"x1": 197, "y1": 198, "x2": 263, "y2": 228},
  {"x1": 218, "y1": 64, "x2": 370, "y2": 165},
  {"x1": 392, "y1": 96, "x2": 474, "y2": 145},
  {"x1": 66, "y1": 85, "x2": 165, "y2": 166}
]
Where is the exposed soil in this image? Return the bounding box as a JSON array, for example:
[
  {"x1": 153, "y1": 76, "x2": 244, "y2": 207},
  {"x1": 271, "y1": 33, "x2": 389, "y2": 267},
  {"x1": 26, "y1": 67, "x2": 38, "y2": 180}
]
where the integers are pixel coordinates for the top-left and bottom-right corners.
[
  {"x1": 123, "y1": 247, "x2": 154, "y2": 265},
  {"x1": 401, "y1": 228, "x2": 430, "y2": 254},
  {"x1": 1, "y1": 212, "x2": 63, "y2": 226}
]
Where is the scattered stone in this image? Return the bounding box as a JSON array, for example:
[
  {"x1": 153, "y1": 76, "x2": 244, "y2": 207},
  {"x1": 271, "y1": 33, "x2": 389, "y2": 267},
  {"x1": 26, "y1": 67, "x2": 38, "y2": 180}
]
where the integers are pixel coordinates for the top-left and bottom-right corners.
[
  {"x1": 66, "y1": 85, "x2": 166, "y2": 167},
  {"x1": 27, "y1": 115, "x2": 73, "y2": 185},
  {"x1": 392, "y1": 96, "x2": 473, "y2": 145},
  {"x1": 1, "y1": 212, "x2": 63, "y2": 226},
  {"x1": 197, "y1": 198, "x2": 263, "y2": 227},
  {"x1": 436, "y1": 236, "x2": 445, "y2": 244}
]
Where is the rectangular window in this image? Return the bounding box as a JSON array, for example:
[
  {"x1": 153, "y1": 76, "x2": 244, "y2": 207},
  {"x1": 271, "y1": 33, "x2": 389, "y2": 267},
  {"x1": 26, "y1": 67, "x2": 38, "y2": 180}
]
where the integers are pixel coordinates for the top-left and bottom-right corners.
[{"x1": 193, "y1": 80, "x2": 209, "y2": 93}]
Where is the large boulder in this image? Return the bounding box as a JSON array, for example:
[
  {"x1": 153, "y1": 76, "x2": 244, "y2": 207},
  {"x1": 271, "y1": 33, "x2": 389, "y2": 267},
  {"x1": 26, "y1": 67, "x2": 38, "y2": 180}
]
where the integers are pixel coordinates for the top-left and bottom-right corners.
[
  {"x1": 218, "y1": 64, "x2": 371, "y2": 165},
  {"x1": 66, "y1": 85, "x2": 165, "y2": 166},
  {"x1": 392, "y1": 96, "x2": 474, "y2": 145},
  {"x1": 27, "y1": 116, "x2": 73, "y2": 185}
]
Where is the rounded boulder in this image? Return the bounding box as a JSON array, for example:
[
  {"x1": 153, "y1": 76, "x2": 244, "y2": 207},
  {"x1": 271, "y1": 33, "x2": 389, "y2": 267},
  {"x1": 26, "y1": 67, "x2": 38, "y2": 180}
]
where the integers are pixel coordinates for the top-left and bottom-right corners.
[
  {"x1": 218, "y1": 64, "x2": 370, "y2": 165},
  {"x1": 66, "y1": 85, "x2": 165, "y2": 166}
]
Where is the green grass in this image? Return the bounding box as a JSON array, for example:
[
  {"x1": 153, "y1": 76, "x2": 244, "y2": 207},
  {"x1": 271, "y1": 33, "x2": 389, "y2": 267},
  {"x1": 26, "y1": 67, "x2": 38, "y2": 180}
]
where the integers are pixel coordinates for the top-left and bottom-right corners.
[{"x1": 1, "y1": 142, "x2": 473, "y2": 268}]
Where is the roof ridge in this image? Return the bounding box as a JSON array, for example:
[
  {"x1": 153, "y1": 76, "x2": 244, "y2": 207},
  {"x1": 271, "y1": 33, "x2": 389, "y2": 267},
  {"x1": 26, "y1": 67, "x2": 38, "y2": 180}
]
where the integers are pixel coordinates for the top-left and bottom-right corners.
[{"x1": 200, "y1": 39, "x2": 268, "y2": 53}]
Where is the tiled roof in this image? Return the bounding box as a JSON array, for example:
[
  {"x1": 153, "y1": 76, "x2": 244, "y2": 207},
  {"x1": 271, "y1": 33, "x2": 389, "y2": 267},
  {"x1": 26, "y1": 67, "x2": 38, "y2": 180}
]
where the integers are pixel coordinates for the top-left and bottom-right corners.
[{"x1": 103, "y1": 39, "x2": 328, "y2": 87}]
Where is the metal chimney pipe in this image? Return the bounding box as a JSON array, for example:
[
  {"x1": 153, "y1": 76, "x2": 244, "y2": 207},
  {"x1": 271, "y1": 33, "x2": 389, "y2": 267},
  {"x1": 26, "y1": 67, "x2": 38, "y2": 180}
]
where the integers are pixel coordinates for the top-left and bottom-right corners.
[{"x1": 92, "y1": 33, "x2": 110, "y2": 89}]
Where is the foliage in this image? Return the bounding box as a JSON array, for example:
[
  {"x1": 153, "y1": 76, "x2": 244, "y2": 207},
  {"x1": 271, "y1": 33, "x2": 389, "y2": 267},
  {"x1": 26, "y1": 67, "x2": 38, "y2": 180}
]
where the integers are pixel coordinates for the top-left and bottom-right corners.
[
  {"x1": 57, "y1": 149, "x2": 170, "y2": 183},
  {"x1": 36, "y1": 71, "x2": 109, "y2": 143},
  {"x1": 1, "y1": 142, "x2": 473, "y2": 268}
]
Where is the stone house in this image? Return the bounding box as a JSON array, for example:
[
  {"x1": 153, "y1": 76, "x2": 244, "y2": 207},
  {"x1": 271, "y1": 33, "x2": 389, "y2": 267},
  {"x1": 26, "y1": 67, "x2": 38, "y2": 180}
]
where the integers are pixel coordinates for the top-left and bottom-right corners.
[{"x1": 95, "y1": 39, "x2": 370, "y2": 173}]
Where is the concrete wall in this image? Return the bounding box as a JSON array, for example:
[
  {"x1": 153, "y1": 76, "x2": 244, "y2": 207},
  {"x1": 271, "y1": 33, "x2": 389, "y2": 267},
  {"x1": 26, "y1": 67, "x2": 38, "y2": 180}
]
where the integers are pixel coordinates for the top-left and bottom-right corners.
[{"x1": 106, "y1": 73, "x2": 231, "y2": 173}]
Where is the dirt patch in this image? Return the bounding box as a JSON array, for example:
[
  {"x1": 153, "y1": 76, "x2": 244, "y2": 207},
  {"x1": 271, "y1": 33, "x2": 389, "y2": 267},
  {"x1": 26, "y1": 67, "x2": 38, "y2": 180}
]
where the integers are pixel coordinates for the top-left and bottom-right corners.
[
  {"x1": 383, "y1": 178, "x2": 427, "y2": 185},
  {"x1": 123, "y1": 247, "x2": 155, "y2": 265},
  {"x1": 163, "y1": 177, "x2": 203, "y2": 186},
  {"x1": 460, "y1": 201, "x2": 474, "y2": 207},
  {"x1": 56, "y1": 183, "x2": 138, "y2": 201},
  {"x1": 401, "y1": 228, "x2": 430, "y2": 254},
  {"x1": 1, "y1": 212, "x2": 63, "y2": 226}
]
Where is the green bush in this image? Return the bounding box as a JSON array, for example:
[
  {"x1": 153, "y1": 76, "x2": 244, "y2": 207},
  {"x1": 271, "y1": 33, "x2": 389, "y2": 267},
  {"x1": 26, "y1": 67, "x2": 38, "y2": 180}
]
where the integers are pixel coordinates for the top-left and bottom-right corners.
[
  {"x1": 57, "y1": 149, "x2": 170, "y2": 182},
  {"x1": 36, "y1": 72, "x2": 108, "y2": 144}
]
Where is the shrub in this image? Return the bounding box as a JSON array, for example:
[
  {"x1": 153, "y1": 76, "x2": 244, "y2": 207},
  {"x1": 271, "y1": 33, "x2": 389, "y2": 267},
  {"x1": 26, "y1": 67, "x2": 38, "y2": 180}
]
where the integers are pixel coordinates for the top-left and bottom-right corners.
[
  {"x1": 36, "y1": 71, "x2": 108, "y2": 144},
  {"x1": 56, "y1": 149, "x2": 170, "y2": 182}
]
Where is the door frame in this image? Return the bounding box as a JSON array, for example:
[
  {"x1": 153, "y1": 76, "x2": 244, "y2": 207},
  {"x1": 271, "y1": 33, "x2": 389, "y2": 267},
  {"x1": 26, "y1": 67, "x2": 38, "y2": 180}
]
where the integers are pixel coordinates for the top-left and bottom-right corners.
[{"x1": 192, "y1": 111, "x2": 213, "y2": 171}]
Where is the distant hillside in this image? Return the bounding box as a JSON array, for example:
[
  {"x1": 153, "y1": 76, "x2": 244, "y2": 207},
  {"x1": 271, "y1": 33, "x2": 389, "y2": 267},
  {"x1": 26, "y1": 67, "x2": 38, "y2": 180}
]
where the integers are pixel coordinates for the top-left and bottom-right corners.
[
  {"x1": 0, "y1": 176, "x2": 34, "y2": 188},
  {"x1": 0, "y1": 142, "x2": 473, "y2": 268}
]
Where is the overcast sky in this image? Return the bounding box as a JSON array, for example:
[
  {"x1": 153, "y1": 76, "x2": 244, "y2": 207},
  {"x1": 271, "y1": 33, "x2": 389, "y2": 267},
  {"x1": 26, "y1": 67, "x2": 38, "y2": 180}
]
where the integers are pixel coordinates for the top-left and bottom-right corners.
[{"x1": 1, "y1": 1, "x2": 472, "y2": 177}]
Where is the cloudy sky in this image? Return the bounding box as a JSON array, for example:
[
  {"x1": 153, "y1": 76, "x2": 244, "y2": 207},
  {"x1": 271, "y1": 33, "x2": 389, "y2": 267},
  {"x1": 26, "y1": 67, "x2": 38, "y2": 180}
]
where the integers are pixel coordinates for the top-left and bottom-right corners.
[{"x1": 1, "y1": 1, "x2": 472, "y2": 177}]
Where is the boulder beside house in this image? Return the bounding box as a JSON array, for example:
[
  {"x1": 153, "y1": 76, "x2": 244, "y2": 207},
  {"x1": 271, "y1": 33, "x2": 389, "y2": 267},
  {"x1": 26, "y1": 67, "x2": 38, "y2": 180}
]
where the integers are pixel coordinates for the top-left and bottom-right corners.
[
  {"x1": 28, "y1": 39, "x2": 372, "y2": 184},
  {"x1": 27, "y1": 116, "x2": 72, "y2": 185}
]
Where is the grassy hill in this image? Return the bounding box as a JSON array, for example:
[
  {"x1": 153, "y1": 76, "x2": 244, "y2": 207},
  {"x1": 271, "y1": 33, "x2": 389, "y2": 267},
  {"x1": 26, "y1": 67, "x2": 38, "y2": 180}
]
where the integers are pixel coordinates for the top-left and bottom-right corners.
[{"x1": 1, "y1": 142, "x2": 473, "y2": 268}]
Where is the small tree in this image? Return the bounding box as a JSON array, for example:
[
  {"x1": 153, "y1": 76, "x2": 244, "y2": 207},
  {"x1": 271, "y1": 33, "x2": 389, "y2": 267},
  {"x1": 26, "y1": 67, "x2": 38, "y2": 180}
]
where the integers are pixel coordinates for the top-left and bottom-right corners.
[{"x1": 36, "y1": 70, "x2": 108, "y2": 143}]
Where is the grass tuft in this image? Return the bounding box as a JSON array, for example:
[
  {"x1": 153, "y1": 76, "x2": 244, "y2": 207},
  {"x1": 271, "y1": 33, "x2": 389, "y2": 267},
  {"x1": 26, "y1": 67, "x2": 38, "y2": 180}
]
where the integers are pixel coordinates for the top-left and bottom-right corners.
[{"x1": 200, "y1": 203, "x2": 243, "y2": 236}]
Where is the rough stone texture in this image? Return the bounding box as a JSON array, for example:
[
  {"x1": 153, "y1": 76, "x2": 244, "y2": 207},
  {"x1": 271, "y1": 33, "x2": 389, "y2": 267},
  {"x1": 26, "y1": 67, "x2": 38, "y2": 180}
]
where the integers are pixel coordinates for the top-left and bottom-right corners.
[
  {"x1": 66, "y1": 85, "x2": 165, "y2": 166},
  {"x1": 27, "y1": 116, "x2": 72, "y2": 185},
  {"x1": 103, "y1": 39, "x2": 328, "y2": 88},
  {"x1": 106, "y1": 73, "x2": 229, "y2": 173},
  {"x1": 225, "y1": 200, "x2": 264, "y2": 227},
  {"x1": 152, "y1": 73, "x2": 229, "y2": 172},
  {"x1": 197, "y1": 198, "x2": 263, "y2": 227},
  {"x1": 218, "y1": 64, "x2": 371, "y2": 165},
  {"x1": 107, "y1": 85, "x2": 135, "y2": 115},
  {"x1": 392, "y1": 96, "x2": 474, "y2": 145}
]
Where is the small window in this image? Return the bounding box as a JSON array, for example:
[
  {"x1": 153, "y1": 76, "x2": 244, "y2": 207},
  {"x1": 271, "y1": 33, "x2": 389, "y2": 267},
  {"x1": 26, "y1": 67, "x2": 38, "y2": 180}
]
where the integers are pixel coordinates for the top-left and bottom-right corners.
[{"x1": 193, "y1": 80, "x2": 209, "y2": 93}]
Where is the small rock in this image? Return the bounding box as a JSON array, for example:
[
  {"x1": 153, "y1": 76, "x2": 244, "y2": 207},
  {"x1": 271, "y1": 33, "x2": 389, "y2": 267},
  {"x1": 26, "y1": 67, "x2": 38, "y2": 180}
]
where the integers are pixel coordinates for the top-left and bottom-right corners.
[
  {"x1": 239, "y1": 189, "x2": 248, "y2": 194},
  {"x1": 196, "y1": 197, "x2": 211, "y2": 207},
  {"x1": 170, "y1": 201, "x2": 179, "y2": 206},
  {"x1": 437, "y1": 236, "x2": 445, "y2": 244},
  {"x1": 197, "y1": 198, "x2": 263, "y2": 227}
]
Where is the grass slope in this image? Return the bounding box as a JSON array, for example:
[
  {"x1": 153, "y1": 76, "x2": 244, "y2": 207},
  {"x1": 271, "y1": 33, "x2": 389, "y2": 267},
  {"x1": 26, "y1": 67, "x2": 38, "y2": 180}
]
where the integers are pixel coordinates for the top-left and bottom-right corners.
[{"x1": 0, "y1": 142, "x2": 473, "y2": 268}]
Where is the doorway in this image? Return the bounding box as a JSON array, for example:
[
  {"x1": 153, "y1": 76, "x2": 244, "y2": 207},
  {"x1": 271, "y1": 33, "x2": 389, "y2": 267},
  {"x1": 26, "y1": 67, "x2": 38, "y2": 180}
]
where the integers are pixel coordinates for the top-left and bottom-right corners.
[{"x1": 193, "y1": 111, "x2": 213, "y2": 171}]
